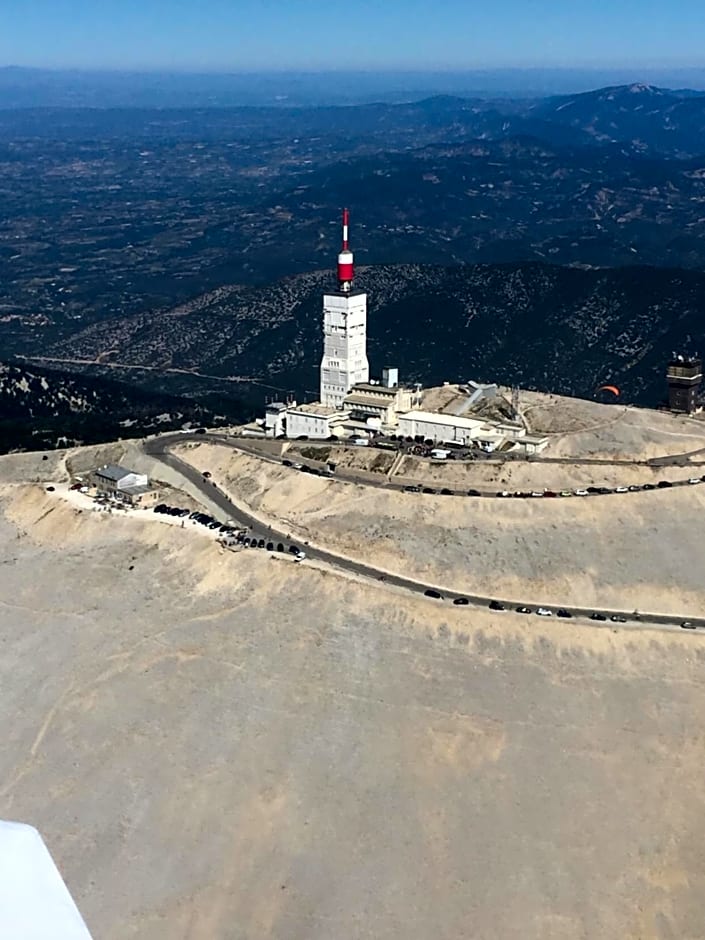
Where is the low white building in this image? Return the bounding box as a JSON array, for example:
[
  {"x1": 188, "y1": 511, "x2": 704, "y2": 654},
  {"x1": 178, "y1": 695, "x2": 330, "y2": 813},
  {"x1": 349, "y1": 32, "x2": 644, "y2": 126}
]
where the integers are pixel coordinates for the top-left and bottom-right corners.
[
  {"x1": 264, "y1": 402, "x2": 288, "y2": 438},
  {"x1": 286, "y1": 402, "x2": 347, "y2": 440},
  {"x1": 342, "y1": 382, "x2": 413, "y2": 428},
  {"x1": 93, "y1": 464, "x2": 148, "y2": 492},
  {"x1": 512, "y1": 434, "x2": 550, "y2": 455},
  {"x1": 397, "y1": 410, "x2": 486, "y2": 445},
  {"x1": 92, "y1": 464, "x2": 152, "y2": 503}
]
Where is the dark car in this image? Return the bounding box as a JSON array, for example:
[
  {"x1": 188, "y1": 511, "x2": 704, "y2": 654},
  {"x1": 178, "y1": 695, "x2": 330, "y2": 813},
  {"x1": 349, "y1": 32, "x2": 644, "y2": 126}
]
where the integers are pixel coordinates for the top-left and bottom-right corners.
[
  {"x1": 657, "y1": 480, "x2": 673, "y2": 488},
  {"x1": 489, "y1": 600, "x2": 505, "y2": 611},
  {"x1": 403, "y1": 485, "x2": 421, "y2": 493},
  {"x1": 587, "y1": 486, "x2": 600, "y2": 494},
  {"x1": 556, "y1": 609, "x2": 573, "y2": 618},
  {"x1": 266, "y1": 542, "x2": 274, "y2": 551},
  {"x1": 610, "y1": 615, "x2": 627, "y2": 623},
  {"x1": 258, "y1": 539, "x2": 266, "y2": 548},
  {"x1": 282, "y1": 459, "x2": 293, "y2": 467},
  {"x1": 424, "y1": 589, "x2": 443, "y2": 599},
  {"x1": 440, "y1": 488, "x2": 453, "y2": 496},
  {"x1": 515, "y1": 606, "x2": 532, "y2": 614},
  {"x1": 208, "y1": 521, "x2": 221, "y2": 530},
  {"x1": 642, "y1": 483, "x2": 656, "y2": 490},
  {"x1": 276, "y1": 543, "x2": 285, "y2": 552},
  {"x1": 242, "y1": 538, "x2": 250, "y2": 547},
  {"x1": 194, "y1": 427, "x2": 207, "y2": 435},
  {"x1": 453, "y1": 597, "x2": 469, "y2": 605},
  {"x1": 46, "y1": 485, "x2": 55, "y2": 492},
  {"x1": 681, "y1": 621, "x2": 696, "y2": 629},
  {"x1": 543, "y1": 491, "x2": 557, "y2": 498},
  {"x1": 467, "y1": 489, "x2": 481, "y2": 497},
  {"x1": 289, "y1": 545, "x2": 300, "y2": 554},
  {"x1": 422, "y1": 487, "x2": 436, "y2": 495},
  {"x1": 590, "y1": 612, "x2": 607, "y2": 621}
]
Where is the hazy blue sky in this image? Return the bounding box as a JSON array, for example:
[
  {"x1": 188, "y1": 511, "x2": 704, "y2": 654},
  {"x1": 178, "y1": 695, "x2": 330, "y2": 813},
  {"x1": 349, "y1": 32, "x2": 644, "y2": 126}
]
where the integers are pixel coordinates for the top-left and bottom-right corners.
[{"x1": 3, "y1": 0, "x2": 704, "y2": 70}]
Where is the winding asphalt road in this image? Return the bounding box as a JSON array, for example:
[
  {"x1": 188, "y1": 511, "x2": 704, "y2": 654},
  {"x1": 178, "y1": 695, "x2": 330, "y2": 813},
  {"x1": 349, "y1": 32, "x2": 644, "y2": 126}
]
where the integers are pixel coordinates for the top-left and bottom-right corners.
[{"x1": 143, "y1": 432, "x2": 705, "y2": 634}]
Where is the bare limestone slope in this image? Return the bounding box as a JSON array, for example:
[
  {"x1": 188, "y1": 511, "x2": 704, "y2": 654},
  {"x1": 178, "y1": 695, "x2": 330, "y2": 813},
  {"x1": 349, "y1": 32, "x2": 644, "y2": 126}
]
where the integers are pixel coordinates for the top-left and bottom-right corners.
[
  {"x1": 186, "y1": 439, "x2": 705, "y2": 616},
  {"x1": 3, "y1": 436, "x2": 705, "y2": 940},
  {"x1": 0, "y1": 479, "x2": 705, "y2": 939}
]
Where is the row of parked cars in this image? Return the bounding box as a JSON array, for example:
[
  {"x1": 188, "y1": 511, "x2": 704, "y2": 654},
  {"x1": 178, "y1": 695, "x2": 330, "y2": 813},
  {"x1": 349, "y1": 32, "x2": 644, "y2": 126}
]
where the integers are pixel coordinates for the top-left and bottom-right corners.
[
  {"x1": 406, "y1": 477, "x2": 703, "y2": 498},
  {"x1": 282, "y1": 459, "x2": 333, "y2": 477},
  {"x1": 153, "y1": 504, "x2": 306, "y2": 560},
  {"x1": 423, "y1": 591, "x2": 697, "y2": 629}
]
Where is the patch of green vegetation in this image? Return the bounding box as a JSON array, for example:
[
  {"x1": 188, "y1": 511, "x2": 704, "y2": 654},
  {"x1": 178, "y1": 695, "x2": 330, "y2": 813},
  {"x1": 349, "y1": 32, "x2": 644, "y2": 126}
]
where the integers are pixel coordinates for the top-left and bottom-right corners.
[{"x1": 298, "y1": 445, "x2": 331, "y2": 462}]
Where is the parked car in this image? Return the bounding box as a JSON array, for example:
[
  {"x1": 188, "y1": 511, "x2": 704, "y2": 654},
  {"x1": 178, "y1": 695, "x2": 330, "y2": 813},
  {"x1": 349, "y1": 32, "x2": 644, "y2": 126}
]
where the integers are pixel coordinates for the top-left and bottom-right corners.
[
  {"x1": 642, "y1": 483, "x2": 656, "y2": 490},
  {"x1": 556, "y1": 609, "x2": 573, "y2": 618},
  {"x1": 515, "y1": 606, "x2": 532, "y2": 614},
  {"x1": 657, "y1": 480, "x2": 673, "y2": 488},
  {"x1": 467, "y1": 489, "x2": 481, "y2": 497},
  {"x1": 276, "y1": 543, "x2": 285, "y2": 552},
  {"x1": 536, "y1": 607, "x2": 552, "y2": 617},
  {"x1": 574, "y1": 489, "x2": 589, "y2": 496},
  {"x1": 489, "y1": 600, "x2": 505, "y2": 611},
  {"x1": 610, "y1": 615, "x2": 627, "y2": 623},
  {"x1": 424, "y1": 589, "x2": 443, "y2": 599},
  {"x1": 681, "y1": 621, "x2": 696, "y2": 629},
  {"x1": 615, "y1": 486, "x2": 628, "y2": 494},
  {"x1": 590, "y1": 612, "x2": 607, "y2": 621},
  {"x1": 422, "y1": 487, "x2": 436, "y2": 495},
  {"x1": 266, "y1": 542, "x2": 274, "y2": 551},
  {"x1": 689, "y1": 478, "x2": 701, "y2": 485},
  {"x1": 295, "y1": 551, "x2": 306, "y2": 562},
  {"x1": 453, "y1": 597, "x2": 469, "y2": 605},
  {"x1": 440, "y1": 488, "x2": 453, "y2": 496}
]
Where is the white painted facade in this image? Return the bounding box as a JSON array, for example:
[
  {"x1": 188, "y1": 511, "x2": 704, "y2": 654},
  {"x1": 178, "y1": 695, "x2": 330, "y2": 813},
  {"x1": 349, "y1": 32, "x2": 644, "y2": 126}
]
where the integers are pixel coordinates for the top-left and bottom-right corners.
[
  {"x1": 264, "y1": 402, "x2": 287, "y2": 438},
  {"x1": 116, "y1": 472, "x2": 149, "y2": 492},
  {"x1": 286, "y1": 403, "x2": 344, "y2": 440},
  {"x1": 320, "y1": 290, "x2": 369, "y2": 408},
  {"x1": 397, "y1": 411, "x2": 486, "y2": 445}
]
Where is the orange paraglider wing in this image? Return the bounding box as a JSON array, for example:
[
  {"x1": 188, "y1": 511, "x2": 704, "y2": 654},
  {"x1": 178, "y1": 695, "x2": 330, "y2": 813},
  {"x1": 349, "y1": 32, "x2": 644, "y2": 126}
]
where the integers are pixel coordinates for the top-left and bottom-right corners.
[{"x1": 597, "y1": 384, "x2": 620, "y2": 396}]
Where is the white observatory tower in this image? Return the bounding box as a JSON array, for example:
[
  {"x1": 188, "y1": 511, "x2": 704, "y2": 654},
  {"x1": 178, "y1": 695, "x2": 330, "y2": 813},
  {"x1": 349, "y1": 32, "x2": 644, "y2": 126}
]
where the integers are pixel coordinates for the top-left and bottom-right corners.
[{"x1": 320, "y1": 209, "x2": 369, "y2": 407}]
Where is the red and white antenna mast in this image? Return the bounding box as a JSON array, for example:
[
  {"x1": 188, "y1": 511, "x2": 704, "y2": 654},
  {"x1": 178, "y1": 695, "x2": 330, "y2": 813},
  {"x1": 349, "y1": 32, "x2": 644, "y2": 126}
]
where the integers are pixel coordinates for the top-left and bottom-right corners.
[{"x1": 337, "y1": 207, "x2": 354, "y2": 291}]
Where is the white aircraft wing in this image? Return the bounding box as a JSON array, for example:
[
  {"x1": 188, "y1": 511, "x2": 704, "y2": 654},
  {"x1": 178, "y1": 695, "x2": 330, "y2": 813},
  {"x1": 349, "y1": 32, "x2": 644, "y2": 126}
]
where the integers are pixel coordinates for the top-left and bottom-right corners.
[{"x1": 0, "y1": 820, "x2": 93, "y2": 939}]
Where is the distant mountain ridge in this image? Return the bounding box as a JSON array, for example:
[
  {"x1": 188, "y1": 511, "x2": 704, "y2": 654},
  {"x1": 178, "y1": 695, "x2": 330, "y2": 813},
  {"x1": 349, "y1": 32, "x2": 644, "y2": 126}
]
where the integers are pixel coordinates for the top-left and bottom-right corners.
[
  {"x1": 2, "y1": 80, "x2": 705, "y2": 157},
  {"x1": 35, "y1": 261, "x2": 705, "y2": 409}
]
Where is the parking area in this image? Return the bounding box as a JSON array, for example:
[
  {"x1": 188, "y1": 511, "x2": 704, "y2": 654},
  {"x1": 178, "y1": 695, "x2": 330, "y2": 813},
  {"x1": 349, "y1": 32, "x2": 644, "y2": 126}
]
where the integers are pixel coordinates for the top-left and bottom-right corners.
[{"x1": 154, "y1": 503, "x2": 306, "y2": 560}]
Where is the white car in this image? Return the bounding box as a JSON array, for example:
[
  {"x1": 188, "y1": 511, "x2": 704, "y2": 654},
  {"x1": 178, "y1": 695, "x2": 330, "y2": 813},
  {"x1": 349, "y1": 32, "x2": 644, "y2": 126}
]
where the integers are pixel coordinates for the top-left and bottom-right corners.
[
  {"x1": 536, "y1": 607, "x2": 553, "y2": 617},
  {"x1": 689, "y1": 478, "x2": 701, "y2": 485},
  {"x1": 294, "y1": 551, "x2": 306, "y2": 562},
  {"x1": 530, "y1": 491, "x2": 543, "y2": 498},
  {"x1": 574, "y1": 489, "x2": 589, "y2": 496},
  {"x1": 615, "y1": 486, "x2": 628, "y2": 493}
]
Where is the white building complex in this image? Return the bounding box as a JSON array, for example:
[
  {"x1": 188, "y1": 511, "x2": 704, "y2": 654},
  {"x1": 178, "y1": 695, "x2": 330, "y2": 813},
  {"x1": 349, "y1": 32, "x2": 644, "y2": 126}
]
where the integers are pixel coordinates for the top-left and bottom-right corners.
[{"x1": 256, "y1": 210, "x2": 548, "y2": 454}]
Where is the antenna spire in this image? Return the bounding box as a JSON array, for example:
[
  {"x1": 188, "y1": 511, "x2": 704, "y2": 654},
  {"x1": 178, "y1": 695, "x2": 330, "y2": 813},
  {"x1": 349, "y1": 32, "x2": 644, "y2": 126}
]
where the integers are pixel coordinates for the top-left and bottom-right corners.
[{"x1": 337, "y1": 208, "x2": 354, "y2": 291}]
